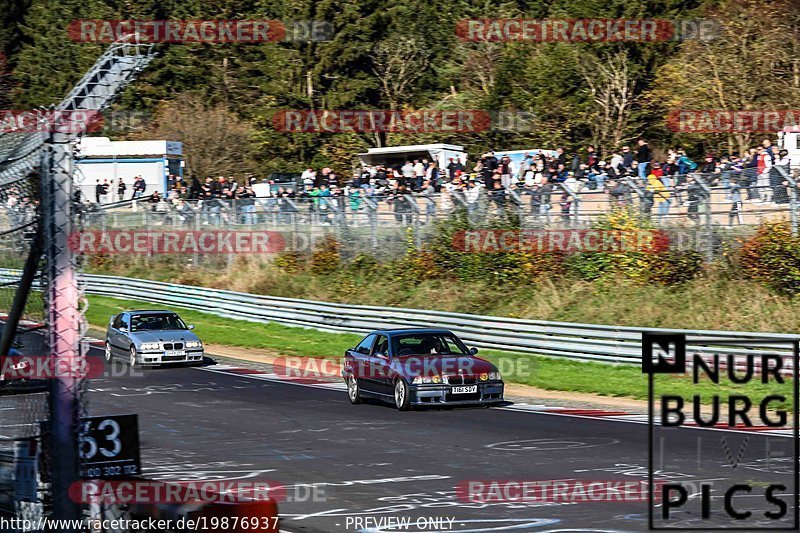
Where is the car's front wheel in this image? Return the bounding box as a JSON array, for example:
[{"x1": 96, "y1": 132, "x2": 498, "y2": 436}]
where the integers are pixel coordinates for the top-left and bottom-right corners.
[
  {"x1": 394, "y1": 378, "x2": 411, "y2": 411},
  {"x1": 129, "y1": 346, "x2": 138, "y2": 368},
  {"x1": 346, "y1": 375, "x2": 361, "y2": 405},
  {"x1": 104, "y1": 342, "x2": 112, "y2": 364}
]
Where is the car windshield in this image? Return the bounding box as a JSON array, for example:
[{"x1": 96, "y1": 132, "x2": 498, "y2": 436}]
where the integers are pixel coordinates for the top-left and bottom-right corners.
[
  {"x1": 391, "y1": 333, "x2": 468, "y2": 357},
  {"x1": 130, "y1": 313, "x2": 187, "y2": 332}
]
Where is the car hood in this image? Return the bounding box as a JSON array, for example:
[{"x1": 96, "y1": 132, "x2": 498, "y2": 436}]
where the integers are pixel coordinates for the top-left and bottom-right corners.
[
  {"x1": 130, "y1": 330, "x2": 200, "y2": 344},
  {"x1": 391, "y1": 354, "x2": 496, "y2": 377}
]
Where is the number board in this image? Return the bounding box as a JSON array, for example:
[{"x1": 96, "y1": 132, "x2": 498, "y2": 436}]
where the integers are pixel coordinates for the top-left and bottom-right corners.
[{"x1": 78, "y1": 414, "x2": 141, "y2": 479}]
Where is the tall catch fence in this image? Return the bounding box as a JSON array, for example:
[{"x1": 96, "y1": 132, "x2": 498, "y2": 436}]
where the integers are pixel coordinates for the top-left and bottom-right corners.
[{"x1": 0, "y1": 35, "x2": 155, "y2": 531}]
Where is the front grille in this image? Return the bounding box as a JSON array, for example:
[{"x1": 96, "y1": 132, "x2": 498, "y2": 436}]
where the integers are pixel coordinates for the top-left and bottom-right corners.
[
  {"x1": 445, "y1": 375, "x2": 477, "y2": 385},
  {"x1": 162, "y1": 343, "x2": 184, "y2": 350},
  {"x1": 162, "y1": 355, "x2": 186, "y2": 362}
]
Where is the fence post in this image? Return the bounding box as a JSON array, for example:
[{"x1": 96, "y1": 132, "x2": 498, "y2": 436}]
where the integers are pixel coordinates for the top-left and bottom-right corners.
[
  {"x1": 704, "y1": 187, "x2": 713, "y2": 262},
  {"x1": 41, "y1": 134, "x2": 83, "y2": 523}
]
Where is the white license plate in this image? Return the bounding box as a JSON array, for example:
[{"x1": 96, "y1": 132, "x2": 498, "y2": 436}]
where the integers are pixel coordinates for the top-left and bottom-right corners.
[
  {"x1": 165, "y1": 350, "x2": 185, "y2": 357},
  {"x1": 451, "y1": 385, "x2": 477, "y2": 394}
]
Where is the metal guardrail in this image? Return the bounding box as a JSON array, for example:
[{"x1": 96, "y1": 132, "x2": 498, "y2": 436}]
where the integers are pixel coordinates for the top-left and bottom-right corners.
[{"x1": 2, "y1": 269, "x2": 794, "y2": 366}]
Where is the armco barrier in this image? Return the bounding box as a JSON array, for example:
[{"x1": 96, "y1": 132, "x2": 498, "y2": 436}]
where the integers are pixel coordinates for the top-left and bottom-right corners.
[{"x1": 2, "y1": 269, "x2": 798, "y2": 365}]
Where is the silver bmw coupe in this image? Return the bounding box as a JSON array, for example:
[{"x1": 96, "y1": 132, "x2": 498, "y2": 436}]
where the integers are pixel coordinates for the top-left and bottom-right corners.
[{"x1": 104, "y1": 310, "x2": 204, "y2": 367}]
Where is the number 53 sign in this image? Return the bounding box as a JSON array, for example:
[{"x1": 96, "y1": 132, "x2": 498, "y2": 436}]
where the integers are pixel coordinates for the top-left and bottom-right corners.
[{"x1": 78, "y1": 414, "x2": 141, "y2": 479}]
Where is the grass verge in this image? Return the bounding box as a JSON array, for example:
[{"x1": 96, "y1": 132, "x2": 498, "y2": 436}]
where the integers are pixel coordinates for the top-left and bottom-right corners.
[{"x1": 85, "y1": 294, "x2": 794, "y2": 411}]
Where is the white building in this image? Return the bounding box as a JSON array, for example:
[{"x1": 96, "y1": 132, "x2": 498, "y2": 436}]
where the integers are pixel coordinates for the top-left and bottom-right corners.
[
  {"x1": 357, "y1": 144, "x2": 468, "y2": 171},
  {"x1": 74, "y1": 137, "x2": 184, "y2": 202}
]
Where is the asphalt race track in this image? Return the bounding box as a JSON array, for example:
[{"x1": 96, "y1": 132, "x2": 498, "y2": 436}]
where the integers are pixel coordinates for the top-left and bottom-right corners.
[{"x1": 82, "y1": 346, "x2": 797, "y2": 533}]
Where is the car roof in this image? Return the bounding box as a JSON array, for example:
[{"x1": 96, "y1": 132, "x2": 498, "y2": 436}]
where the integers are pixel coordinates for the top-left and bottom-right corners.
[
  {"x1": 371, "y1": 328, "x2": 455, "y2": 336},
  {"x1": 126, "y1": 310, "x2": 177, "y2": 315}
]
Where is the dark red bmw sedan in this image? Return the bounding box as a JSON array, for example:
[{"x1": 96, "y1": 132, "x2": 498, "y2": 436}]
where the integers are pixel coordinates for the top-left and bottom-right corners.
[{"x1": 342, "y1": 328, "x2": 505, "y2": 410}]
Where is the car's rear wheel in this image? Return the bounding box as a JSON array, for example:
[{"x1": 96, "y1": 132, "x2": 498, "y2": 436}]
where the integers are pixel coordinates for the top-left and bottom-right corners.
[
  {"x1": 104, "y1": 342, "x2": 112, "y2": 363},
  {"x1": 394, "y1": 379, "x2": 411, "y2": 411},
  {"x1": 129, "y1": 346, "x2": 138, "y2": 367},
  {"x1": 346, "y1": 375, "x2": 361, "y2": 405}
]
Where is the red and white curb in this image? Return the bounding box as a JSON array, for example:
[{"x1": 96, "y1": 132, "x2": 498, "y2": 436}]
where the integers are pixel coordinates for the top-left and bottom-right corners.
[{"x1": 196, "y1": 364, "x2": 794, "y2": 439}]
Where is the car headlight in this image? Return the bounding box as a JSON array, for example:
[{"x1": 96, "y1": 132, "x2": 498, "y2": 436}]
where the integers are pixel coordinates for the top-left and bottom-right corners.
[
  {"x1": 140, "y1": 342, "x2": 160, "y2": 351},
  {"x1": 479, "y1": 373, "x2": 488, "y2": 381},
  {"x1": 489, "y1": 371, "x2": 502, "y2": 381},
  {"x1": 412, "y1": 375, "x2": 443, "y2": 384},
  {"x1": 185, "y1": 341, "x2": 202, "y2": 348}
]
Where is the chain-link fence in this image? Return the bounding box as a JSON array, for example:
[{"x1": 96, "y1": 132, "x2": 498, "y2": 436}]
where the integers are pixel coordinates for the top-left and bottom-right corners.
[
  {"x1": 80, "y1": 168, "x2": 800, "y2": 266},
  {"x1": 1, "y1": 34, "x2": 156, "y2": 532}
]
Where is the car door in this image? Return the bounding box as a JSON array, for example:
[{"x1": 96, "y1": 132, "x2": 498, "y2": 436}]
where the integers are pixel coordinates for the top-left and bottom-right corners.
[
  {"x1": 110, "y1": 313, "x2": 131, "y2": 356},
  {"x1": 347, "y1": 334, "x2": 376, "y2": 388},
  {"x1": 367, "y1": 335, "x2": 392, "y2": 396}
]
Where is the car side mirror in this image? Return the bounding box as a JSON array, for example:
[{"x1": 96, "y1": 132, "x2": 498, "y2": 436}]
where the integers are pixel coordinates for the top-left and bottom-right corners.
[
  {"x1": 187, "y1": 324, "x2": 195, "y2": 330},
  {"x1": 119, "y1": 326, "x2": 128, "y2": 333},
  {"x1": 469, "y1": 347, "x2": 479, "y2": 355},
  {"x1": 375, "y1": 352, "x2": 388, "y2": 359}
]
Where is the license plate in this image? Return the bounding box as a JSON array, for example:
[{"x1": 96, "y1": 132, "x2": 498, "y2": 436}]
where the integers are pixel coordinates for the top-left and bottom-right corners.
[
  {"x1": 451, "y1": 385, "x2": 477, "y2": 394},
  {"x1": 165, "y1": 350, "x2": 185, "y2": 357}
]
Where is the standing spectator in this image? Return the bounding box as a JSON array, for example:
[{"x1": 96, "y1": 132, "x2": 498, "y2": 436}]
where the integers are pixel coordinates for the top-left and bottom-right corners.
[
  {"x1": 728, "y1": 175, "x2": 744, "y2": 226},
  {"x1": 117, "y1": 178, "x2": 127, "y2": 201},
  {"x1": 401, "y1": 161, "x2": 414, "y2": 184},
  {"x1": 94, "y1": 180, "x2": 104, "y2": 204},
  {"x1": 132, "y1": 175, "x2": 146, "y2": 199},
  {"x1": 421, "y1": 179, "x2": 436, "y2": 223},
  {"x1": 756, "y1": 146, "x2": 773, "y2": 202},
  {"x1": 189, "y1": 177, "x2": 201, "y2": 199},
  {"x1": 699, "y1": 154, "x2": 716, "y2": 174},
  {"x1": 560, "y1": 173, "x2": 578, "y2": 224},
  {"x1": 413, "y1": 159, "x2": 425, "y2": 190},
  {"x1": 465, "y1": 179, "x2": 481, "y2": 215},
  {"x1": 647, "y1": 164, "x2": 670, "y2": 222},
  {"x1": 554, "y1": 147, "x2": 567, "y2": 168},
  {"x1": 389, "y1": 183, "x2": 412, "y2": 224},
  {"x1": 609, "y1": 150, "x2": 623, "y2": 175},
  {"x1": 636, "y1": 138, "x2": 651, "y2": 179},
  {"x1": 445, "y1": 158, "x2": 456, "y2": 180},
  {"x1": 239, "y1": 185, "x2": 257, "y2": 224},
  {"x1": 743, "y1": 147, "x2": 760, "y2": 200},
  {"x1": 498, "y1": 155, "x2": 513, "y2": 189},
  {"x1": 518, "y1": 152, "x2": 533, "y2": 182},
  {"x1": 490, "y1": 181, "x2": 506, "y2": 213},
  {"x1": 621, "y1": 146, "x2": 634, "y2": 173},
  {"x1": 301, "y1": 168, "x2": 316, "y2": 187},
  {"x1": 685, "y1": 175, "x2": 704, "y2": 222},
  {"x1": 586, "y1": 145, "x2": 599, "y2": 169},
  {"x1": 774, "y1": 149, "x2": 791, "y2": 204}
]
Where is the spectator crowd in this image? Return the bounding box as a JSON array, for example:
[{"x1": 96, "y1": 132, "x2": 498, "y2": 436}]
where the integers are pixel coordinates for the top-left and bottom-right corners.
[{"x1": 79, "y1": 138, "x2": 798, "y2": 227}]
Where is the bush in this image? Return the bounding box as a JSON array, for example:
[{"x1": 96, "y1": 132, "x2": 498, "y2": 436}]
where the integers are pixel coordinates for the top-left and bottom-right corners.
[
  {"x1": 739, "y1": 222, "x2": 800, "y2": 295},
  {"x1": 309, "y1": 235, "x2": 340, "y2": 275},
  {"x1": 646, "y1": 250, "x2": 704, "y2": 285},
  {"x1": 274, "y1": 251, "x2": 304, "y2": 273}
]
